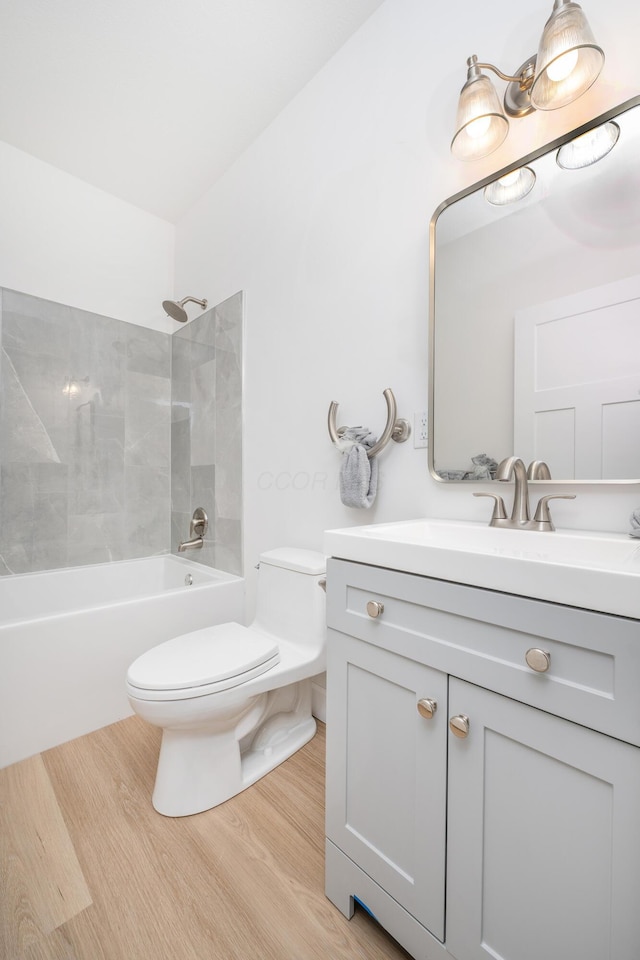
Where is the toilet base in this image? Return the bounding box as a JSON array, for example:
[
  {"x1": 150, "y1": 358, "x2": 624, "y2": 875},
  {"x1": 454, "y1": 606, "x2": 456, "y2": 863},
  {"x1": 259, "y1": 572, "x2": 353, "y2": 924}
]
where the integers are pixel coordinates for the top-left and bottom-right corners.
[{"x1": 151, "y1": 680, "x2": 317, "y2": 817}]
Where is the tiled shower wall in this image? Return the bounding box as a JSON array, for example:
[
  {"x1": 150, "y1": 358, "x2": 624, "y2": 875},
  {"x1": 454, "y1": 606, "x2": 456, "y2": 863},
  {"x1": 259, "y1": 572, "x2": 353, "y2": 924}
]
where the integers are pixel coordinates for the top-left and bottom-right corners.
[
  {"x1": 171, "y1": 294, "x2": 243, "y2": 576},
  {"x1": 0, "y1": 288, "x2": 242, "y2": 576}
]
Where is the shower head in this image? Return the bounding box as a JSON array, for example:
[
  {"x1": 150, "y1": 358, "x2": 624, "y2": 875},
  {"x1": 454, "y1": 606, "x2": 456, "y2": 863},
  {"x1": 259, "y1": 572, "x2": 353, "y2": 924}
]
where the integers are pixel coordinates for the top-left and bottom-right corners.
[{"x1": 162, "y1": 296, "x2": 208, "y2": 323}]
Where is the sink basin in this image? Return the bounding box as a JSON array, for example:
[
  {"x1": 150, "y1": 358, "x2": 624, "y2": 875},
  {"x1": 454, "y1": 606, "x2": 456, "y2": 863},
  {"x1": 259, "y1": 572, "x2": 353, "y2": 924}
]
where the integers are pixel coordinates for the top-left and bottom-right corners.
[{"x1": 324, "y1": 519, "x2": 640, "y2": 618}]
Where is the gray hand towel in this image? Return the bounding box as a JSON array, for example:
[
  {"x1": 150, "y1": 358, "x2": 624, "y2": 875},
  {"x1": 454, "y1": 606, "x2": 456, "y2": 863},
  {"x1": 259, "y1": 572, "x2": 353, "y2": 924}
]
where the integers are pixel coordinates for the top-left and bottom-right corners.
[
  {"x1": 629, "y1": 509, "x2": 640, "y2": 538},
  {"x1": 338, "y1": 427, "x2": 378, "y2": 508}
]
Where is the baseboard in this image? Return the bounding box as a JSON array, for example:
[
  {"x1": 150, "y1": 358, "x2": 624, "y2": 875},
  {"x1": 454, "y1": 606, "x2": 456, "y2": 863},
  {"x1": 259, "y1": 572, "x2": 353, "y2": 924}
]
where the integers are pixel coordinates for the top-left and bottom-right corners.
[{"x1": 312, "y1": 680, "x2": 326, "y2": 723}]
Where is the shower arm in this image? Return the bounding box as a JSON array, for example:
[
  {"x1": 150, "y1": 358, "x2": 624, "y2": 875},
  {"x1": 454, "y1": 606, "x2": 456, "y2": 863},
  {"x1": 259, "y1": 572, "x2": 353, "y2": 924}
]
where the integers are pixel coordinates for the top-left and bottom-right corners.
[{"x1": 179, "y1": 297, "x2": 208, "y2": 309}]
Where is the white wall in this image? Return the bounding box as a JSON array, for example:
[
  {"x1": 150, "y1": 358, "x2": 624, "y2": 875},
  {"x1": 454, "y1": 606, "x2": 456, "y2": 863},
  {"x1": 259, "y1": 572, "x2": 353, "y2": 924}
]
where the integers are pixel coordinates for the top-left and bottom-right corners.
[
  {"x1": 173, "y1": 0, "x2": 640, "y2": 605},
  {"x1": 0, "y1": 140, "x2": 175, "y2": 332}
]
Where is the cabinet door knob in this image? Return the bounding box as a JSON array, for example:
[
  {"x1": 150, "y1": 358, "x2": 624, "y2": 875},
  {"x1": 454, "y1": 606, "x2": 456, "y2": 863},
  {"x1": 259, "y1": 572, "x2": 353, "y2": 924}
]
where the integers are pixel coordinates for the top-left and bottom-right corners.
[
  {"x1": 366, "y1": 600, "x2": 384, "y2": 619},
  {"x1": 525, "y1": 648, "x2": 551, "y2": 673},
  {"x1": 449, "y1": 715, "x2": 470, "y2": 739},
  {"x1": 417, "y1": 698, "x2": 437, "y2": 719}
]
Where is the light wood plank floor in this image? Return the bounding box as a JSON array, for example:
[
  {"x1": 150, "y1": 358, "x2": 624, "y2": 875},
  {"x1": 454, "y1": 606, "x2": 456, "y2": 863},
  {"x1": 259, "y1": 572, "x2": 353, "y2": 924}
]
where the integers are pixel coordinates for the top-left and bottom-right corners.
[{"x1": 1, "y1": 717, "x2": 412, "y2": 960}]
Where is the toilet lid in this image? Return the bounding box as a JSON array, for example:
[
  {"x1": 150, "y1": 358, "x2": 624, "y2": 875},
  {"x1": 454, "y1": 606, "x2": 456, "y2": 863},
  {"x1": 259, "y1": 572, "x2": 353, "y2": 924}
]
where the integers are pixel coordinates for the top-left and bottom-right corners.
[{"x1": 127, "y1": 622, "x2": 280, "y2": 692}]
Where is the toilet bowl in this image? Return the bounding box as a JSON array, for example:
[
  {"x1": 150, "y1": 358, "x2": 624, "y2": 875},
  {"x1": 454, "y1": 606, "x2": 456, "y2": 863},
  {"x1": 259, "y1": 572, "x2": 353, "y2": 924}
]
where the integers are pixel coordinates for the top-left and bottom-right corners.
[{"x1": 126, "y1": 547, "x2": 326, "y2": 817}]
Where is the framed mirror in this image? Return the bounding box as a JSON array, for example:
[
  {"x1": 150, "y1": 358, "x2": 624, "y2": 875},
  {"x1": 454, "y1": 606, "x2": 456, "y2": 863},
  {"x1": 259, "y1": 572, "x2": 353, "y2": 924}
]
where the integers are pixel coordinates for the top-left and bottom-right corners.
[{"x1": 429, "y1": 95, "x2": 640, "y2": 484}]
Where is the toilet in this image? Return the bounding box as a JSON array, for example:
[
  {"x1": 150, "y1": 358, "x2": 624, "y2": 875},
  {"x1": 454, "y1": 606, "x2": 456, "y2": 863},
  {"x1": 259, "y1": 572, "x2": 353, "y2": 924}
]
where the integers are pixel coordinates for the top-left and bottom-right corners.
[{"x1": 126, "y1": 547, "x2": 326, "y2": 817}]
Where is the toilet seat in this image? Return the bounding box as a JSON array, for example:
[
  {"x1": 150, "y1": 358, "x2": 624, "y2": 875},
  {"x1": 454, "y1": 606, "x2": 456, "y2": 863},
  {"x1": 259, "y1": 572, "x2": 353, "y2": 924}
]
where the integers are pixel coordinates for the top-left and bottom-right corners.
[{"x1": 126, "y1": 622, "x2": 280, "y2": 702}]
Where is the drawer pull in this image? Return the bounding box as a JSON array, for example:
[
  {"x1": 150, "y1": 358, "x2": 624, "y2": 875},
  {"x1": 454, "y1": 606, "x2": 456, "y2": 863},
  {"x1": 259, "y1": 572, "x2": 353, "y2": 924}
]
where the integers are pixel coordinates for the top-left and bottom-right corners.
[
  {"x1": 525, "y1": 648, "x2": 551, "y2": 673},
  {"x1": 449, "y1": 715, "x2": 470, "y2": 739},
  {"x1": 366, "y1": 600, "x2": 385, "y2": 619},
  {"x1": 417, "y1": 698, "x2": 437, "y2": 719}
]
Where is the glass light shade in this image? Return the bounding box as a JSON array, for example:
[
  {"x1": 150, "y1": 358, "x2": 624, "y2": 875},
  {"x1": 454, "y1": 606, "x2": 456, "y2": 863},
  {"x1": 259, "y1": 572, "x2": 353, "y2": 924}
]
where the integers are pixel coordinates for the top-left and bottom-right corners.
[
  {"x1": 530, "y1": 0, "x2": 604, "y2": 110},
  {"x1": 451, "y1": 74, "x2": 509, "y2": 161},
  {"x1": 556, "y1": 120, "x2": 620, "y2": 169},
  {"x1": 484, "y1": 166, "x2": 536, "y2": 205}
]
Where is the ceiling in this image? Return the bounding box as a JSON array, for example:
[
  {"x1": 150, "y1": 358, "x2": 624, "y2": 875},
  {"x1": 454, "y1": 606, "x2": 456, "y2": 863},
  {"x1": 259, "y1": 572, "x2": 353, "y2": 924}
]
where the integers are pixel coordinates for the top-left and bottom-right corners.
[{"x1": 0, "y1": 0, "x2": 384, "y2": 222}]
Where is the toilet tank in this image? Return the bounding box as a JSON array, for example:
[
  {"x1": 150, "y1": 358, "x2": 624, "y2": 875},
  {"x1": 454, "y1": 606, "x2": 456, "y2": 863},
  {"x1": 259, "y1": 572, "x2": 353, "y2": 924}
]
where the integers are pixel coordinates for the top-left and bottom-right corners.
[{"x1": 253, "y1": 548, "x2": 326, "y2": 649}]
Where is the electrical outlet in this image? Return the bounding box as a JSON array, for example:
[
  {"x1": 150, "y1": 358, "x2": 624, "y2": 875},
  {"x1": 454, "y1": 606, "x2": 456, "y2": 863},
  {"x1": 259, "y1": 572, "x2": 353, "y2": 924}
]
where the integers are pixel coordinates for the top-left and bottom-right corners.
[{"x1": 414, "y1": 411, "x2": 428, "y2": 449}]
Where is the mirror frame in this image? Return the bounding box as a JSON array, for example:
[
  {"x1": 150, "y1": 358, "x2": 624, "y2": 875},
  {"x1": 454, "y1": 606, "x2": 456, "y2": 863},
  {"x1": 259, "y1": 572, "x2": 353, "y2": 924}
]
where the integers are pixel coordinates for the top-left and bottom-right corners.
[{"x1": 428, "y1": 94, "x2": 640, "y2": 485}]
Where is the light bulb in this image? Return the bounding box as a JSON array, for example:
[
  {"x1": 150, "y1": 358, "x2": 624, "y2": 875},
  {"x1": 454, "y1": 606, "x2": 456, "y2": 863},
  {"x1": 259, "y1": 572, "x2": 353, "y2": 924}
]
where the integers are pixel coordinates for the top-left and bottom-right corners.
[
  {"x1": 497, "y1": 170, "x2": 520, "y2": 186},
  {"x1": 465, "y1": 115, "x2": 491, "y2": 140},
  {"x1": 484, "y1": 166, "x2": 536, "y2": 205},
  {"x1": 545, "y1": 48, "x2": 579, "y2": 82}
]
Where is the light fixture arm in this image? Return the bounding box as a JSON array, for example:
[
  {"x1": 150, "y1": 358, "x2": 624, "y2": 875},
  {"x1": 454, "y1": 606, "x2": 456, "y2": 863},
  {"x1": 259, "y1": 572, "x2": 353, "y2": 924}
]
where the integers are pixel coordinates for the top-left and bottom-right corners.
[{"x1": 471, "y1": 58, "x2": 536, "y2": 90}]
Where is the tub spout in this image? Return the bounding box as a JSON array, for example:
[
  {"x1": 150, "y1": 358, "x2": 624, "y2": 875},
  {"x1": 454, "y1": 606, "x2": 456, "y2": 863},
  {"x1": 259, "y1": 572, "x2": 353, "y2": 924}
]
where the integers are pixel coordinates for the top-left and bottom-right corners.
[{"x1": 178, "y1": 537, "x2": 204, "y2": 552}]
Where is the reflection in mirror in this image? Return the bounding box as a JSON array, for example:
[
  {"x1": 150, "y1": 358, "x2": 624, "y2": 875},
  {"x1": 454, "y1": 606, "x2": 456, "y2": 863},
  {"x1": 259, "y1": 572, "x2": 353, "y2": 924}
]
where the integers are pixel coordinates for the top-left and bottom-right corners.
[{"x1": 430, "y1": 96, "x2": 640, "y2": 483}]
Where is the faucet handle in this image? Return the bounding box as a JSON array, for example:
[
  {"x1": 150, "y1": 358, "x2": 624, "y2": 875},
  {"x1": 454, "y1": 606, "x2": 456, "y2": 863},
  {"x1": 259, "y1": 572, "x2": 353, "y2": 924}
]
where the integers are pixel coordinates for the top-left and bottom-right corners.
[
  {"x1": 189, "y1": 507, "x2": 208, "y2": 538},
  {"x1": 473, "y1": 492, "x2": 507, "y2": 525},
  {"x1": 532, "y1": 494, "x2": 576, "y2": 531}
]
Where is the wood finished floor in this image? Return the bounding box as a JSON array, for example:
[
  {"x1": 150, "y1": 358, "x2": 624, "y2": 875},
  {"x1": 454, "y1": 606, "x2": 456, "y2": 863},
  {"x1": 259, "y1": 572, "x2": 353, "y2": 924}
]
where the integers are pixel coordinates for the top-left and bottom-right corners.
[{"x1": 1, "y1": 717, "x2": 412, "y2": 960}]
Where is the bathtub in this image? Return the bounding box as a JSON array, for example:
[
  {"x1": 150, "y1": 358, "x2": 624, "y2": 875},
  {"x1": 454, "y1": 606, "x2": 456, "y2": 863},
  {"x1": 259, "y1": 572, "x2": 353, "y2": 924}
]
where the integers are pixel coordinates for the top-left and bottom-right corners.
[{"x1": 0, "y1": 555, "x2": 244, "y2": 769}]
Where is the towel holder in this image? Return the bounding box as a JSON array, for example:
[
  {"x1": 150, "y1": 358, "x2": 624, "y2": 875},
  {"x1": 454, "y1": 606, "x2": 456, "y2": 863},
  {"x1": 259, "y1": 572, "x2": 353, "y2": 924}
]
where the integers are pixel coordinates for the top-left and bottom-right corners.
[{"x1": 327, "y1": 387, "x2": 411, "y2": 459}]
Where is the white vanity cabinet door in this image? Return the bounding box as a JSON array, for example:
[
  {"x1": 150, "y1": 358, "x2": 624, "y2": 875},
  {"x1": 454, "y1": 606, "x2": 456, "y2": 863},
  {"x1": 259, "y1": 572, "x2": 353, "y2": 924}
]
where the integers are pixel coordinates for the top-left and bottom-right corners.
[
  {"x1": 325, "y1": 631, "x2": 448, "y2": 941},
  {"x1": 446, "y1": 677, "x2": 640, "y2": 960}
]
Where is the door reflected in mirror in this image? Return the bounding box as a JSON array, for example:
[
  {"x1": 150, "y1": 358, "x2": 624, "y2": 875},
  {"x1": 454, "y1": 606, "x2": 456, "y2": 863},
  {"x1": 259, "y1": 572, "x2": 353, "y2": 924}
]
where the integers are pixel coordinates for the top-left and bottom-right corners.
[{"x1": 430, "y1": 96, "x2": 640, "y2": 484}]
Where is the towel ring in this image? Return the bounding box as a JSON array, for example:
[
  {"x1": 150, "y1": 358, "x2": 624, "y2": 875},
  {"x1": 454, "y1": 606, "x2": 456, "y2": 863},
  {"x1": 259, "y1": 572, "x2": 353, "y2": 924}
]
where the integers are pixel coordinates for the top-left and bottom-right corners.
[{"x1": 327, "y1": 387, "x2": 411, "y2": 459}]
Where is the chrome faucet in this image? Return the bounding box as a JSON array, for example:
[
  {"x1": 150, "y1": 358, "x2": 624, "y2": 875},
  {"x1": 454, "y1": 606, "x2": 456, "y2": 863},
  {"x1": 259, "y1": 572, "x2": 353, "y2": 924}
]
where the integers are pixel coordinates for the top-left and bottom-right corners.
[
  {"x1": 474, "y1": 456, "x2": 575, "y2": 531},
  {"x1": 178, "y1": 507, "x2": 208, "y2": 552},
  {"x1": 497, "y1": 456, "x2": 531, "y2": 524},
  {"x1": 178, "y1": 536, "x2": 204, "y2": 552}
]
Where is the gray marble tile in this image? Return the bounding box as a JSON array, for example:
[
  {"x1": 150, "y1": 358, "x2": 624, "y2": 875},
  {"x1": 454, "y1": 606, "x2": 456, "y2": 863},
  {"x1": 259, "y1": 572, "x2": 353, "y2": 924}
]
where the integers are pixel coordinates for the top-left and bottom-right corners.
[
  {"x1": 1, "y1": 300, "x2": 71, "y2": 362},
  {"x1": 69, "y1": 310, "x2": 126, "y2": 417},
  {"x1": 214, "y1": 345, "x2": 242, "y2": 524},
  {"x1": 171, "y1": 510, "x2": 191, "y2": 555},
  {"x1": 0, "y1": 541, "x2": 31, "y2": 575},
  {"x1": 212, "y1": 451, "x2": 242, "y2": 522},
  {"x1": 215, "y1": 291, "x2": 243, "y2": 358},
  {"x1": 126, "y1": 325, "x2": 171, "y2": 378},
  {"x1": 215, "y1": 347, "x2": 242, "y2": 412},
  {"x1": 3, "y1": 289, "x2": 76, "y2": 331},
  {"x1": 0, "y1": 287, "x2": 244, "y2": 576},
  {"x1": 1, "y1": 348, "x2": 64, "y2": 463},
  {"x1": 191, "y1": 358, "x2": 216, "y2": 464},
  {"x1": 0, "y1": 463, "x2": 69, "y2": 573},
  {"x1": 171, "y1": 418, "x2": 191, "y2": 514},
  {"x1": 67, "y1": 512, "x2": 125, "y2": 566},
  {"x1": 216, "y1": 369, "x2": 241, "y2": 467},
  {"x1": 192, "y1": 309, "x2": 217, "y2": 348},
  {"x1": 171, "y1": 335, "x2": 192, "y2": 422},
  {"x1": 173, "y1": 310, "x2": 216, "y2": 369},
  {"x1": 174, "y1": 308, "x2": 216, "y2": 347},
  {"x1": 1, "y1": 311, "x2": 73, "y2": 462},
  {"x1": 124, "y1": 464, "x2": 171, "y2": 558},
  {"x1": 125, "y1": 371, "x2": 171, "y2": 469},
  {"x1": 213, "y1": 517, "x2": 242, "y2": 576},
  {"x1": 125, "y1": 462, "x2": 170, "y2": 505},
  {"x1": 191, "y1": 464, "x2": 216, "y2": 517},
  {"x1": 193, "y1": 538, "x2": 217, "y2": 569},
  {"x1": 68, "y1": 418, "x2": 125, "y2": 516}
]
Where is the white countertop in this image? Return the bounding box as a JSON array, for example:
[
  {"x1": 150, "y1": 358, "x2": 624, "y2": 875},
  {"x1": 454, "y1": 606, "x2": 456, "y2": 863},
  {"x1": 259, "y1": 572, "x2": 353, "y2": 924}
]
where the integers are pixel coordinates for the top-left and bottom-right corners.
[{"x1": 324, "y1": 518, "x2": 640, "y2": 619}]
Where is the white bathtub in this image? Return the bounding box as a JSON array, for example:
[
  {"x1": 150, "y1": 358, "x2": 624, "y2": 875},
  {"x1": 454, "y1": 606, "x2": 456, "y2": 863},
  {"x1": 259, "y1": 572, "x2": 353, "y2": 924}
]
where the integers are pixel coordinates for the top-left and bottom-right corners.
[{"x1": 0, "y1": 555, "x2": 244, "y2": 769}]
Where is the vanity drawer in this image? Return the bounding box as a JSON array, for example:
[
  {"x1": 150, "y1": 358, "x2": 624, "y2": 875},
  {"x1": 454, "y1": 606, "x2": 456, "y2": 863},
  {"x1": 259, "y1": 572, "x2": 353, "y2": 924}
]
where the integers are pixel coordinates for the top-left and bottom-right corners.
[{"x1": 326, "y1": 559, "x2": 640, "y2": 746}]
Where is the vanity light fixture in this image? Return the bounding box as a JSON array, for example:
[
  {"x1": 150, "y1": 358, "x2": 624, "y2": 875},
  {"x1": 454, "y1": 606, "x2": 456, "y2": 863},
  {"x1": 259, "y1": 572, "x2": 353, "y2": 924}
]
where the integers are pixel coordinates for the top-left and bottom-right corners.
[
  {"x1": 484, "y1": 166, "x2": 536, "y2": 205},
  {"x1": 556, "y1": 120, "x2": 620, "y2": 168},
  {"x1": 451, "y1": 0, "x2": 604, "y2": 161}
]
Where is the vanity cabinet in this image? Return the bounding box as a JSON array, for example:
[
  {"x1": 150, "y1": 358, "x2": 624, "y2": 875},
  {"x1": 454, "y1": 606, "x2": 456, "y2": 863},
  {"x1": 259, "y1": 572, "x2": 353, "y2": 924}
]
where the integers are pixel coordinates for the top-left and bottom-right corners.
[{"x1": 325, "y1": 558, "x2": 640, "y2": 960}]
